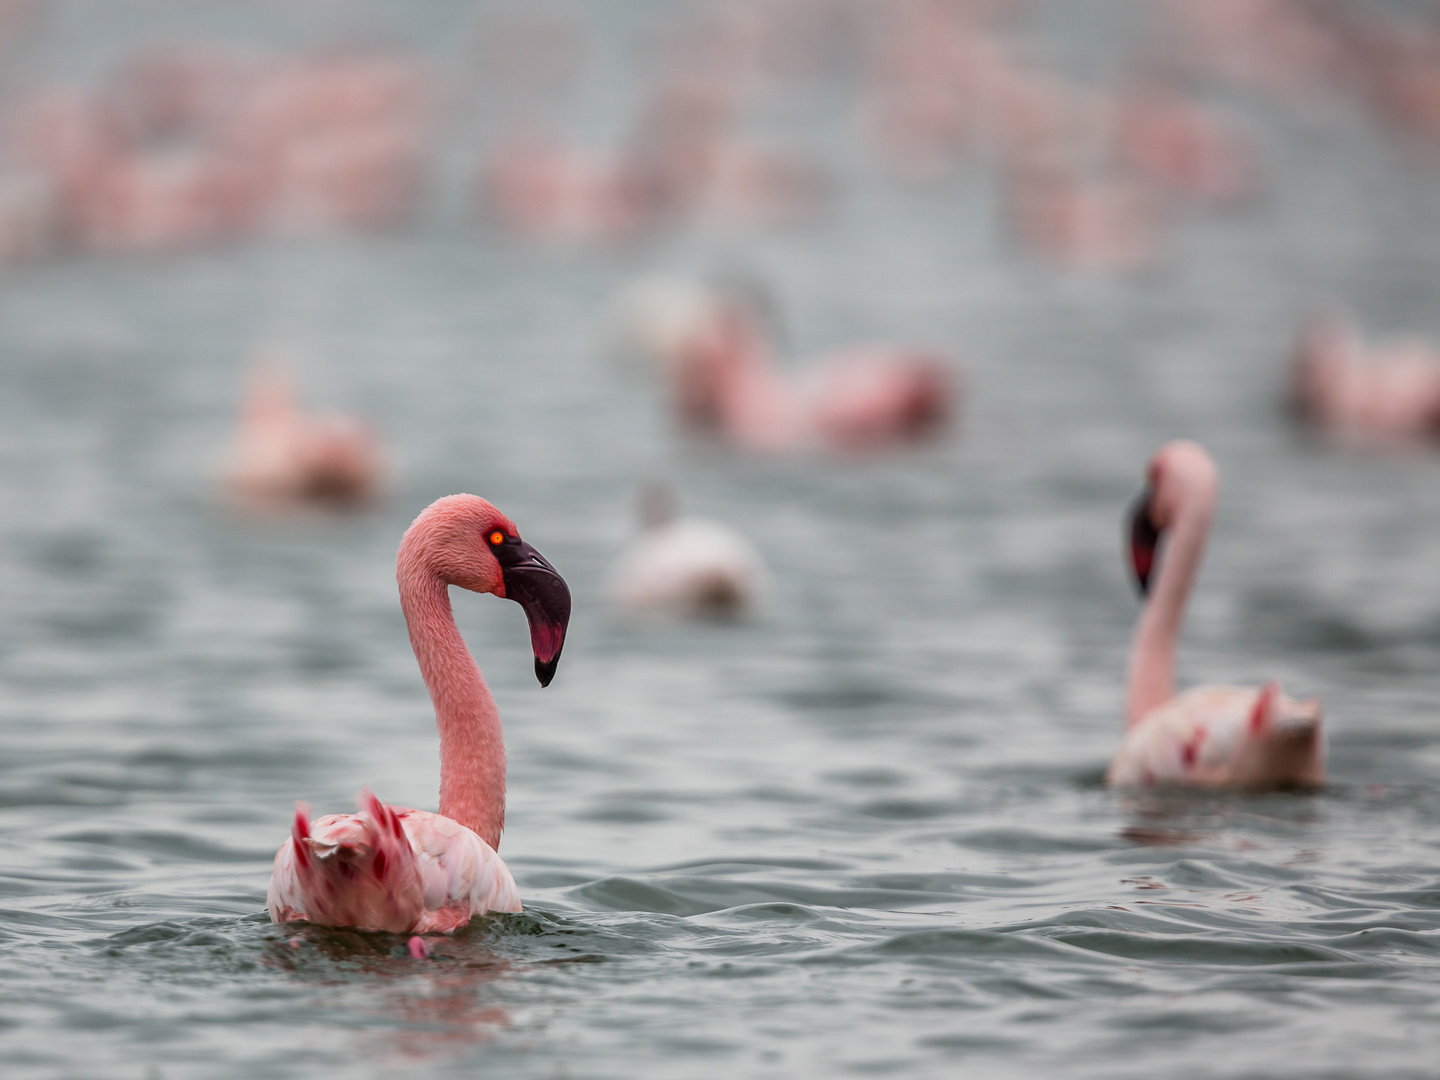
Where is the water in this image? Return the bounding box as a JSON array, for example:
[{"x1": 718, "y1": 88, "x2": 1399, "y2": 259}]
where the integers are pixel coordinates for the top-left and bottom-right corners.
[{"x1": 3, "y1": 2, "x2": 1440, "y2": 1077}]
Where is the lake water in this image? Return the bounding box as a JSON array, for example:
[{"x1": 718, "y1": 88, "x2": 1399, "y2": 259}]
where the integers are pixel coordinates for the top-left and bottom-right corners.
[{"x1": 2, "y1": 2, "x2": 1440, "y2": 1078}]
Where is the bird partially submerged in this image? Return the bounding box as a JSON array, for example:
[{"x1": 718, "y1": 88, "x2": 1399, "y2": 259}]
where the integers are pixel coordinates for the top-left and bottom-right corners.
[
  {"x1": 607, "y1": 276, "x2": 958, "y2": 455},
  {"x1": 222, "y1": 349, "x2": 385, "y2": 511},
  {"x1": 607, "y1": 482, "x2": 766, "y2": 619},
  {"x1": 1108, "y1": 440, "x2": 1323, "y2": 790},
  {"x1": 268, "y1": 495, "x2": 571, "y2": 934}
]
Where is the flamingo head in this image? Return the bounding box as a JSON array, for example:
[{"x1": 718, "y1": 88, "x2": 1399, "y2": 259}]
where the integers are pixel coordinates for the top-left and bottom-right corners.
[
  {"x1": 1127, "y1": 440, "x2": 1218, "y2": 597},
  {"x1": 1127, "y1": 487, "x2": 1160, "y2": 596},
  {"x1": 401, "y1": 494, "x2": 571, "y2": 686}
]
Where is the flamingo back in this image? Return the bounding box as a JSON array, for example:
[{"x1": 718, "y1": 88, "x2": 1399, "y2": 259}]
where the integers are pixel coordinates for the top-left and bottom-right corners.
[
  {"x1": 267, "y1": 790, "x2": 520, "y2": 934},
  {"x1": 1107, "y1": 684, "x2": 1323, "y2": 789}
]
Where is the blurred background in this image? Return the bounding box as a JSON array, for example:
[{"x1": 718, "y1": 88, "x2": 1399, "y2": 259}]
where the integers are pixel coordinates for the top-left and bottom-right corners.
[{"x1": 3, "y1": 1, "x2": 1440, "y2": 1077}]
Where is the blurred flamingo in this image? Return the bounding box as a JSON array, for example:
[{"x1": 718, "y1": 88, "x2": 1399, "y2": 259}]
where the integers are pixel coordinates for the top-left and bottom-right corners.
[
  {"x1": 3, "y1": 45, "x2": 431, "y2": 256},
  {"x1": 1003, "y1": 152, "x2": 1164, "y2": 273},
  {"x1": 222, "y1": 351, "x2": 384, "y2": 510},
  {"x1": 268, "y1": 494, "x2": 571, "y2": 934},
  {"x1": 1113, "y1": 91, "x2": 1259, "y2": 206},
  {"x1": 1108, "y1": 440, "x2": 1323, "y2": 789},
  {"x1": 477, "y1": 133, "x2": 651, "y2": 245},
  {"x1": 608, "y1": 482, "x2": 767, "y2": 618},
  {"x1": 1288, "y1": 310, "x2": 1440, "y2": 444},
  {"x1": 609, "y1": 276, "x2": 956, "y2": 453}
]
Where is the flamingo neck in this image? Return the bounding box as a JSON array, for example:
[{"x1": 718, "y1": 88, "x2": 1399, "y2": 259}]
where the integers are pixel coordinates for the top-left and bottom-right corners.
[
  {"x1": 398, "y1": 566, "x2": 505, "y2": 849},
  {"x1": 1126, "y1": 500, "x2": 1213, "y2": 729}
]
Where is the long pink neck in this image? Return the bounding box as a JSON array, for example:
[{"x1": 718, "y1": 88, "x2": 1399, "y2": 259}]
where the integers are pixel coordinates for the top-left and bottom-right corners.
[
  {"x1": 1125, "y1": 498, "x2": 1213, "y2": 728},
  {"x1": 397, "y1": 565, "x2": 505, "y2": 849}
]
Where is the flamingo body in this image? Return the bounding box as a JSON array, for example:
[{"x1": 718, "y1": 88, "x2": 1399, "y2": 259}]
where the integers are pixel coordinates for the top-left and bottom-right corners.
[
  {"x1": 1107, "y1": 683, "x2": 1323, "y2": 790},
  {"x1": 1289, "y1": 311, "x2": 1440, "y2": 443},
  {"x1": 223, "y1": 354, "x2": 383, "y2": 509},
  {"x1": 611, "y1": 517, "x2": 766, "y2": 617},
  {"x1": 479, "y1": 135, "x2": 647, "y2": 245},
  {"x1": 267, "y1": 791, "x2": 519, "y2": 934},
  {"x1": 610, "y1": 277, "x2": 958, "y2": 453},
  {"x1": 801, "y1": 347, "x2": 954, "y2": 450}
]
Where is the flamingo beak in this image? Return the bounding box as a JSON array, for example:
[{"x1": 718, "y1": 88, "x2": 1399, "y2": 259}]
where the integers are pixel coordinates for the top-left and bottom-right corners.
[
  {"x1": 500, "y1": 542, "x2": 571, "y2": 686},
  {"x1": 1128, "y1": 489, "x2": 1161, "y2": 597}
]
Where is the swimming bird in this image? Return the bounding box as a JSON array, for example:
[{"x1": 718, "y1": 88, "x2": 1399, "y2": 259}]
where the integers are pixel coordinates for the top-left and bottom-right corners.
[
  {"x1": 1288, "y1": 310, "x2": 1440, "y2": 444},
  {"x1": 608, "y1": 482, "x2": 766, "y2": 618},
  {"x1": 607, "y1": 276, "x2": 956, "y2": 454},
  {"x1": 222, "y1": 351, "x2": 384, "y2": 510},
  {"x1": 267, "y1": 494, "x2": 571, "y2": 933},
  {"x1": 1107, "y1": 441, "x2": 1323, "y2": 790}
]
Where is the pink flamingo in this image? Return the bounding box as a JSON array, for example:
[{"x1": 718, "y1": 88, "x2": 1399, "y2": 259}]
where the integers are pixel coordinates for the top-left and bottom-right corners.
[
  {"x1": 268, "y1": 494, "x2": 571, "y2": 934},
  {"x1": 1108, "y1": 440, "x2": 1323, "y2": 789},
  {"x1": 1288, "y1": 310, "x2": 1440, "y2": 444},
  {"x1": 610, "y1": 277, "x2": 956, "y2": 453},
  {"x1": 607, "y1": 482, "x2": 767, "y2": 618},
  {"x1": 5, "y1": 46, "x2": 431, "y2": 255},
  {"x1": 1003, "y1": 153, "x2": 1164, "y2": 273},
  {"x1": 222, "y1": 352, "x2": 384, "y2": 510},
  {"x1": 77, "y1": 147, "x2": 257, "y2": 253},
  {"x1": 1113, "y1": 91, "x2": 1259, "y2": 207},
  {"x1": 477, "y1": 133, "x2": 651, "y2": 245}
]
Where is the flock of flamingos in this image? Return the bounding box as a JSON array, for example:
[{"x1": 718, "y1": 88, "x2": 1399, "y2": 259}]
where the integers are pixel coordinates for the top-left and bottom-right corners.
[{"x1": 5, "y1": 0, "x2": 1440, "y2": 950}]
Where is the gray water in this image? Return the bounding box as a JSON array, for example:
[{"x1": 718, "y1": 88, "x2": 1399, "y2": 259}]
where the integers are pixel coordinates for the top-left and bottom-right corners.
[{"x1": 4, "y1": 3, "x2": 1440, "y2": 1078}]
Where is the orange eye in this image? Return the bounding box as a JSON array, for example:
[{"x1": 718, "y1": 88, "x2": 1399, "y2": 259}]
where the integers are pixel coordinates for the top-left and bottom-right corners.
[{"x1": 489, "y1": 531, "x2": 504, "y2": 546}]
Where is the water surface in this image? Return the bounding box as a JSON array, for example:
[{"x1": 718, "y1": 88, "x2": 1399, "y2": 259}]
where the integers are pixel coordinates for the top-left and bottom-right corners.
[{"x1": 2, "y1": 2, "x2": 1440, "y2": 1077}]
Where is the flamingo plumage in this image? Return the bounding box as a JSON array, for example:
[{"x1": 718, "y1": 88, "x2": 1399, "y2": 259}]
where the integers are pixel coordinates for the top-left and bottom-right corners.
[
  {"x1": 1288, "y1": 310, "x2": 1440, "y2": 444},
  {"x1": 223, "y1": 351, "x2": 385, "y2": 510},
  {"x1": 607, "y1": 276, "x2": 957, "y2": 454},
  {"x1": 607, "y1": 482, "x2": 767, "y2": 618},
  {"x1": 267, "y1": 494, "x2": 571, "y2": 933},
  {"x1": 1106, "y1": 441, "x2": 1323, "y2": 790}
]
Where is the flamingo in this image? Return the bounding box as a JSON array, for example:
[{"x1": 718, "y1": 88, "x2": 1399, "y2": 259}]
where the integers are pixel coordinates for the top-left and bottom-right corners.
[
  {"x1": 477, "y1": 133, "x2": 651, "y2": 246},
  {"x1": 1107, "y1": 440, "x2": 1324, "y2": 789},
  {"x1": 268, "y1": 494, "x2": 571, "y2": 934},
  {"x1": 6, "y1": 47, "x2": 431, "y2": 255},
  {"x1": 1288, "y1": 310, "x2": 1440, "y2": 444},
  {"x1": 1003, "y1": 152, "x2": 1164, "y2": 274},
  {"x1": 607, "y1": 482, "x2": 767, "y2": 618},
  {"x1": 607, "y1": 276, "x2": 956, "y2": 454},
  {"x1": 222, "y1": 351, "x2": 384, "y2": 510},
  {"x1": 1113, "y1": 91, "x2": 1259, "y2": 207}
]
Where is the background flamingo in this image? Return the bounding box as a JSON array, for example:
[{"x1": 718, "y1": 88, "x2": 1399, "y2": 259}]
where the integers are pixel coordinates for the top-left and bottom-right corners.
[
  {"x1": 267, "y1": 494, "x2": 571, "y2": 935},
  {"x1": 608, "y1": 481, "x2": 767, "y2": 618},
  {"x1": 1288, "y1": 309, "x2": 1440, "y2": 444},
  {"x1": 1107, "y1": 440, "x2": 1323, "y2": 790},
  {"x1": 608, "y1": 275, "x2": 957, "y2": 453},
  {"x1": 222, "y1": 350, "x2": 385, "y2": 510}
]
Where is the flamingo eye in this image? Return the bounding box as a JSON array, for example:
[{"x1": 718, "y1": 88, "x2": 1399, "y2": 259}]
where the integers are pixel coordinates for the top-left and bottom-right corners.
[{"x1": 488, "y1": 531, "x2": 505, "y2": 546}]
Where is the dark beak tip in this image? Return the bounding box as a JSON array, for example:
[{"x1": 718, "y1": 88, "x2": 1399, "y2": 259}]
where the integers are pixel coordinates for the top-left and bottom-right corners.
[{"x1": 535, "y1": 656, "x2": 559, "y2": 687}]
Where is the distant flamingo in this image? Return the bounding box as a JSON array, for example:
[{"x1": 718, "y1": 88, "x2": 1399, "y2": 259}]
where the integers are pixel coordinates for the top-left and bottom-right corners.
[
  {"x1": 268, "y1": 494, "x2": 571, "y2": 933},
  {"x1": 1288, "y1": 310, "x2": 1440, "y2": 444},
  {"x1": 477, "y1": 133, "x2": 650, "y2": 245},
  {"x1": 3, "y1": 46, "x2": 431, "y2": 257},
  {"x1": 608, "y1": 276, "x2": 956, "y2": 453},
  {"x1": 1108, "y1": 441, "x2": 1323, "y2": 789},
  {"x1": 222, "y1": 351, "x2": 384, "y2": 510},
  {"x1": 1113, "y1": 91, "x2": 1259, "y2": 207},
  {"x1": 1003, "y1": 154, "x2": 1164, "y2": 273},
  {"x1": 608, "y1": 482, "x2": 767, "y2": 618}
]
